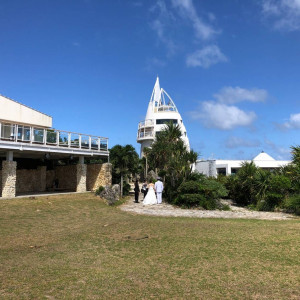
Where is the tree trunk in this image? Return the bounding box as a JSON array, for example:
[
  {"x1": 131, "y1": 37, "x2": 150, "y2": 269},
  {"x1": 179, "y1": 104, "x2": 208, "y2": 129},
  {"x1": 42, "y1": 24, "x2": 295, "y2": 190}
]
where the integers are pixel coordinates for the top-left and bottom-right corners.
[{"x1": 120, "y1": 174, "x2": 123, "y2": 198}]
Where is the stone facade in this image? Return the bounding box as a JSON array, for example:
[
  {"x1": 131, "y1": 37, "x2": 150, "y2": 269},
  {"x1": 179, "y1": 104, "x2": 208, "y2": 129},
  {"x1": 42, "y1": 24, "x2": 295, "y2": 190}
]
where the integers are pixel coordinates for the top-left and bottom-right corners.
[
  {"x1": 53, "y1": 165, "x2": 77, "y2": 191},
  {"x1": 76, "y1": 164, "x2": 87, "y2": 192},
  {"x1": 0, "y1": 169, "x2": 2, "y2": 196},
  {"x1": 0, "y1": 162, "x2": 112, "y2": 197},
  {"x1": 1, "y1": 160, "x2": 17, "y2": 198},
  {"x1": 87, "y1": 163, "x2": 112, "y2": 191},
  {"x1": 16, "y1": 167, "x2": 46, "y2": 194}
]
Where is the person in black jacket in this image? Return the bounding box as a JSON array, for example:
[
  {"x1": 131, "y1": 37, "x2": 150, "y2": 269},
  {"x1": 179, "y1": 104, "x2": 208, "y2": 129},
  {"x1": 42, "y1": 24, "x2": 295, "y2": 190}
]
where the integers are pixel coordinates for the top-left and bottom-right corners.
[{"x1": 134, "y1": 179, "x2": 140, "y2": 203}]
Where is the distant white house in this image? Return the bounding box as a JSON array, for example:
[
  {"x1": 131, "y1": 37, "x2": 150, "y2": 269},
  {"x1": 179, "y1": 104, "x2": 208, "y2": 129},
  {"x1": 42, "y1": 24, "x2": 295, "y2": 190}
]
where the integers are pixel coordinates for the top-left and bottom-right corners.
[{"x1": 195, "y1": 151, "x2": 291, "y2": 177}]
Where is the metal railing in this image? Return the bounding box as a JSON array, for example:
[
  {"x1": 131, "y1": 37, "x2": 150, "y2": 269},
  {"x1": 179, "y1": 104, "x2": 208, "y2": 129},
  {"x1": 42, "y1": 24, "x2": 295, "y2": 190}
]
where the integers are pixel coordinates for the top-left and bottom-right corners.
[
  {"x1": 137, "y1": 129, "x2": 154, "y2": 139},
  {"x1": 154, "y1": 105, "x2": 177, "y2": 113},
  {"x1": 0, "y1": 122, "x2": 108, "y2": 152},
  {"x1": 138, "y1": 119, "x2": 154, "y2": 128}
]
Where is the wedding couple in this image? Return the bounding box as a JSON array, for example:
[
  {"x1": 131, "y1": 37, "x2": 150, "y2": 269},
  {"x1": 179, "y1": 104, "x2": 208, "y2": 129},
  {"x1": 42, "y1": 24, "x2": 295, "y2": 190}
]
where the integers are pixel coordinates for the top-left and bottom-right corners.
[{"x1": 143, "y1": 178, "x2": 164, "y2": 205}]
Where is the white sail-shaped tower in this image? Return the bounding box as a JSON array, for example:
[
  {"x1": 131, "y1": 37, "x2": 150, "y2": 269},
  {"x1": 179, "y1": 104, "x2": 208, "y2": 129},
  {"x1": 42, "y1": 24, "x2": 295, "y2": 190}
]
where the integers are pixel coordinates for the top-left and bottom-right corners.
[{"x1": 137, "y1": 77, "x2": 190, "y2": 157}]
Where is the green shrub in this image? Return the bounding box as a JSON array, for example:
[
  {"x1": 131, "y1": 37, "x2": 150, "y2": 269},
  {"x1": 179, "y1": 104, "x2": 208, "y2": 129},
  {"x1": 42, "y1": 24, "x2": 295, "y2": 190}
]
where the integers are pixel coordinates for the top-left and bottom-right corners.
[
  {"x1": 177, "y1": 180, "x2": 202, "y2": 194},
  {"x1": 175, "y1": 179, "x2": 228, "y2": 209},
  {"x1": 256, "y1": 175, "x2": 291, "y2": 211},
  {"x1": 283, "y1": 194, "x2": 300, "y2": 215},
  {"x1": 218, "y1": 203, "x2": 231, "y2": 211},
  {"x1": 202, "y1": 179, "x2": 228, "y2": 200},
  {"x1": 123, "y1": 183, "x2": 131, "y2": 196},
  {"x1": 95, "y1": 186, "x2": 105, "y2": 196},
  {"x1": 174, "y1": 193, "x2": 217, "y2": 209},
  {"x1": 256, "y1": 198, "x2": 277, "y2": 211}
]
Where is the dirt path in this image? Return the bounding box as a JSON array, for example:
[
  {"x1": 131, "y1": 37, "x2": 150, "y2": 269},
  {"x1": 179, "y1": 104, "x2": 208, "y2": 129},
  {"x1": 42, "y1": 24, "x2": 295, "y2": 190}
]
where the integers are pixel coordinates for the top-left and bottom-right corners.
[{"x1": 120, "y1": 197, "x2": 297, "y2": 220}]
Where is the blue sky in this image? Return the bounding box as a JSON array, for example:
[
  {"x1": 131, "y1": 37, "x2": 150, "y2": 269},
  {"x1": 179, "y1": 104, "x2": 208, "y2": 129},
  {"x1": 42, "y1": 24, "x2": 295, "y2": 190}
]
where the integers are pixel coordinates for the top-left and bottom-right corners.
[{"x1": 0, "y1": 0, "x2": 299, "y2": 160}]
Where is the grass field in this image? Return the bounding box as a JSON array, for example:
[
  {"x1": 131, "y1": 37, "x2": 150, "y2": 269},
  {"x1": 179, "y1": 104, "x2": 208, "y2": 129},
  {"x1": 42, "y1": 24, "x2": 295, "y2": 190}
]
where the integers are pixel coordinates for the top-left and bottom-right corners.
[{"x1": 0, "y1": 193, "x2": 299, "y2": 299}]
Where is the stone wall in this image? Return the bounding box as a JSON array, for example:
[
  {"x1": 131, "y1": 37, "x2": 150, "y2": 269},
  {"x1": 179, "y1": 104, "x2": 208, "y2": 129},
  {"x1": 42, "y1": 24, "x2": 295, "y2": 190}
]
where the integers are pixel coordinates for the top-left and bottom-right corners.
[
  {"x1": 0, "y1": 162, "x2": 112, "y2": 197},
  {"x1": 53, "y1": 165, "x2": 77, "y2": 191},
  {"x1": 46, "y1": 170, "x2": 55, "y2": 190},
  {"x1": 0, "y1": 170, "x2": 2, "y2": 196},
  {"x1": 16, "y1": 166, "x2": 46, "y2": 193},
  {"x1": 87, "y1": 163, "x2": 112, "y2": 191},
  {"x1": 2, "y1": 161, "x2": 17, "y2": 198},
  {"x1": 76, "y1": 164, "x2": 87, "y2": 192}
]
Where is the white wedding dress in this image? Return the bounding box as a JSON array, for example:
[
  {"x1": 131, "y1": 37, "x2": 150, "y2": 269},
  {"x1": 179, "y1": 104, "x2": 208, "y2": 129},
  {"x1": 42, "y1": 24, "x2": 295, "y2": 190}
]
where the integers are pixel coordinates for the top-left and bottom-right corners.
[{"x1": 143, "y1": 185, "x2": 157, "y2": 205}]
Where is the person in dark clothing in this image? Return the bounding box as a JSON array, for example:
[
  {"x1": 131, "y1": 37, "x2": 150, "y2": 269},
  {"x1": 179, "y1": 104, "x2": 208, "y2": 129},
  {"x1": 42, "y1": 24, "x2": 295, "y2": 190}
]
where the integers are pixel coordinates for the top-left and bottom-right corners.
[
  {"x1": 141, "y1": 181, "x2": 148, "y2": 200},
  {"x1": 134, "y1": 180, "x2": 140, "y2": 203}
]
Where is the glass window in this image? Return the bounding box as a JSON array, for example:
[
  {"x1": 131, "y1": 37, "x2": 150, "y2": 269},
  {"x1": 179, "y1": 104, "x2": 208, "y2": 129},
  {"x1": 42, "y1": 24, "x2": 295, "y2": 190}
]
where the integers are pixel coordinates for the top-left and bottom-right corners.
[
  {"x1": 17, "y1": 126, "x2": 31, "y2": 142},
  {"x1": 46, "y1": 130, "x2": 57, "y2": 144},
  {"x1": 156, "y1": 119, "x2": 178, "y2": 125},
  {"x1": 100, "y1": 139, "x2": 108, "y2": 151},
  {"x1": 1, "y1": 123, "x2": 15, "y2": 139},
  {"x1": 33, "y1": 128, "x2": 44, "y2": 143},
  {"x1": 217, "y1": 168, "x2": 226, "y2": 175},
  {"x1": 59, "y1": 132, "x2": 69, "y2": 146}
]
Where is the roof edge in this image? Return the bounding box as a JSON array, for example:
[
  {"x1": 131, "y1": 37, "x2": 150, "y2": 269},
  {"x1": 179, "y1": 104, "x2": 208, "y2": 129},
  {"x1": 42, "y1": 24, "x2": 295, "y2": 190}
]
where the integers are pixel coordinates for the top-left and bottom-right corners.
[{"x1": 0, "y1": 93, "x2": 53, "y2": 119}]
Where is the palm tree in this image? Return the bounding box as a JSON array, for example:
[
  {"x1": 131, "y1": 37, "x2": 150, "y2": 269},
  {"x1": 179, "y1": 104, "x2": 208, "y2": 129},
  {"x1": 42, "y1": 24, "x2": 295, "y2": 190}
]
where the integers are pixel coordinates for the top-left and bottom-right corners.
[
  {"x1": 145, "y1": 123, "x2": 198, "y2": 202},
  {"x1": 236, "y1": 161, "x2": 259, "y2": 205},
  {"x1": 254, "y1": 169, "x2": 271, "y2": 201},
  {"x1": 291, "y1": 145, "x2": 300, "y2": 166},
  {"x1": 110, "y1": 144, "x2": 139, "y2": 197}
]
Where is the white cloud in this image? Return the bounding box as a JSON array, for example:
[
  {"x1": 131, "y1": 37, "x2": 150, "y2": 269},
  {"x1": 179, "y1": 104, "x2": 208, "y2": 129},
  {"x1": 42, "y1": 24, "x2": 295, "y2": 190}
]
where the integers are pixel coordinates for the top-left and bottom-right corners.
[
  {"x1": 262, "y1": 0, "x2": 300, "y2": 31},
  {"x1": 145, "y1": 57, "x2": 166, "y2": 71},
  {"x1": 190, "y1": 101, "x2": 257, "y2": 130},
  {"x1": 281, "y1": 112, "x2": 300, "y2": 129},
  {"x1": 186, "y1": 45, "x2": 228, "y2": 68},
  {"x1": 171, "y1": 0, "x2": 217, "y2": 40},
  {"x1": 150, "y1": 1, "x2": 178, "y2": 55},
  {"x1": 214, "y1": 87, "x2": 268, "y2": 104},
  {"x1": 225, "y1": 136, "x2": 261, "y2": 148}
]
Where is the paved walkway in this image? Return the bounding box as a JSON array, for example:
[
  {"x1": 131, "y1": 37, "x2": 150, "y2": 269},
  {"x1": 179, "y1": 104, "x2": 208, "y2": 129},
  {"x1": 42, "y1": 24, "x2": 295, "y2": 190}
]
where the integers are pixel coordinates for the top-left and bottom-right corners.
[{"x1": 120, "y1": 197, "x2": 297, "y2": 220}]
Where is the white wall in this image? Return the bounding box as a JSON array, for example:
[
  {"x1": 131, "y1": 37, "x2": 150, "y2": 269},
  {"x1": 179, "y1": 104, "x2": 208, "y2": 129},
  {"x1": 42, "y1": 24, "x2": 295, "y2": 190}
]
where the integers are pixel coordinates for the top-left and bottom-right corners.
[{"x1": 0, "y1": 95, "x2": 52, "y2": 128}]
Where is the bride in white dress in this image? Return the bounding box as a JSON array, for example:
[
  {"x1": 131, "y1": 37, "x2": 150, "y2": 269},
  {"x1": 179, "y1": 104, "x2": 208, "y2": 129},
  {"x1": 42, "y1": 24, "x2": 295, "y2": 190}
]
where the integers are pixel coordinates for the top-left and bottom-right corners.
[{"x1": 143, "y1": 183, "x2": 157, "y2": 205}]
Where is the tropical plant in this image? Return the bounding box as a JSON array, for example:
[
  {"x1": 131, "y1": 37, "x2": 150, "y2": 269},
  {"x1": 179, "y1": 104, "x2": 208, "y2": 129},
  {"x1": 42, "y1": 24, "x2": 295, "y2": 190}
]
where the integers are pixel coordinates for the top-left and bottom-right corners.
[
  {"x1": 224, "y1": 161, "x2": 259, "y2": 206},
  {"x1": 109, "y1": 144, "x2": 139, "y2": 197},
  {"x1": 145, "y1": 123, "x2": 198, "y2": 202},
  {"x1": 283, "y1": 194, "x2": 300, "y2": 215},
  {"x1": 175, "y1": 178, "x2": 228, "y2": 209}
]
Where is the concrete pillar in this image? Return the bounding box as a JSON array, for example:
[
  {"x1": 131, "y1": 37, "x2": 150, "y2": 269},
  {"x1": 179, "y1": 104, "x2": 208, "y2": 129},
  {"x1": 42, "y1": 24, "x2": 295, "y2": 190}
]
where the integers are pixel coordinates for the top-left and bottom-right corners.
[
  {"x1": 37, "y1": 166, "x2": 47, "y2": 192},
  {"x1": 6, "y1": 151, "x2": 13, "y2": 161},
  {"x1": 76, "y1": 157, "x2": 87, "y2": 192},
  {"x1": 102, "y1": 163, "x2": 112, "y2": 186},
  {"x1": 2, "y1": 158, "x2": 17, "y2": 198}
]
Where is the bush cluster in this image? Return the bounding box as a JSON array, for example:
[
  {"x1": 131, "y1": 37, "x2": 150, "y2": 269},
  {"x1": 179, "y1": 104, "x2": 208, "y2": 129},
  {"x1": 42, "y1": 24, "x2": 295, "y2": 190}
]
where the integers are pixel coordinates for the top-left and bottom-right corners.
[
  {"x1": 174, "y1": 177, "x2": 228, "y2": 210},
  {"x1": 95, "y1": 186, "x2": 105, "y2": 196},
  {"x1": 220, "y1": 150, "x2": 300, "y2": 214}
]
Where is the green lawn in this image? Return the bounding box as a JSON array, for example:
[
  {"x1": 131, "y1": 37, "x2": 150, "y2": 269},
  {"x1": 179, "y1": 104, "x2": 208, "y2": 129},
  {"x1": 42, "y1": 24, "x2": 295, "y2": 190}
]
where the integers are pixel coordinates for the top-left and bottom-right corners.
[{"x1": 0, "y1": 193, "x2": 299, "y2": 299}]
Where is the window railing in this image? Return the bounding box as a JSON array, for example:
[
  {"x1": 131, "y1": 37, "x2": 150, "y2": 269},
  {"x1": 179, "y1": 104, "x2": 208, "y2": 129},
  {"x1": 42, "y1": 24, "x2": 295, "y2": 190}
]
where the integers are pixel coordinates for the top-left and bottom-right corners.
[
  {"x1": 138, "y1": 119, "x2": 154, "y2": 128},
  {"x1": 137, "y1": 130, "x2": 154, "y2": 139},
  {"x1": 0, "y1": 122, "x2": 109, "y2": 152}
]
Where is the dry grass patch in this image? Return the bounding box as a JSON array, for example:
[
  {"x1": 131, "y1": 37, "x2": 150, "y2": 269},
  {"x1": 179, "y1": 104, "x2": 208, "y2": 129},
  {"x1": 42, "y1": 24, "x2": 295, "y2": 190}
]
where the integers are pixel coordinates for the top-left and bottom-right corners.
[{"x1": 0, "y1": 193, "x2": 299, "y2": 299}]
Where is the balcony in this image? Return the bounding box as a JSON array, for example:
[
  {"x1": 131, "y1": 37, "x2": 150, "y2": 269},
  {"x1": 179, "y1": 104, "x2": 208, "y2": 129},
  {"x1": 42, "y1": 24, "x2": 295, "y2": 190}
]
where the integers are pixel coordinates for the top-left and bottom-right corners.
[
  {"x1": 137, "y1": 129, "x2": 154, "y2": 141},
  {"x1": 0, "y1": 122, "x2": 109, "y2": 156},
  {"x1": 138, "y1": 119, "x2": 154, "y2": 129}
]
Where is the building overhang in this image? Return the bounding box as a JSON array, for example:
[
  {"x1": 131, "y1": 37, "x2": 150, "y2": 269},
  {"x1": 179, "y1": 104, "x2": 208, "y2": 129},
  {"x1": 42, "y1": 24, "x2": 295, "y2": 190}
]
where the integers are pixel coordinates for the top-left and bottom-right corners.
[{"x1": 0, "y1": 142, "x2": 109, "y2": 160}]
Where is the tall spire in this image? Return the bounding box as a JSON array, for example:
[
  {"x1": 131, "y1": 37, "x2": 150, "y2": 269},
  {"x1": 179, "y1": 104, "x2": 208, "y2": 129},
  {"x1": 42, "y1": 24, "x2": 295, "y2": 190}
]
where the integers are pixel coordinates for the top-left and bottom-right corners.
[
  {"x1": 146, "y1": 76, "x2": 161, "y2": 119},
  {"x1": 153, "y1": 76, "x2": 161, "y2": 104}
]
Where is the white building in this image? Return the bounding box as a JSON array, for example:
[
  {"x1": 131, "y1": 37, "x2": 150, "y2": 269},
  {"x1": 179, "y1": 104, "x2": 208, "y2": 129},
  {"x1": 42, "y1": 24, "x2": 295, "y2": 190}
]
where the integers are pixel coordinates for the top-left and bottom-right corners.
[
  {"x1": 0, "y1": 93, "x2": 110, "y2": 198},
  {"x1": 137, "y1": 77, "x2": 190, "y2": 156},
  {"x1": 195, "y1": 151, "x2": 291, "y2": 177}
]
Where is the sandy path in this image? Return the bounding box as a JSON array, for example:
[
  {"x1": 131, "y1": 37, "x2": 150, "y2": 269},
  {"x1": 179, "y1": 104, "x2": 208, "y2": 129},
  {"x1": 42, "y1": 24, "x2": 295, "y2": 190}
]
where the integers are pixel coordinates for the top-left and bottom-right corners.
[{"x1": 120, "y1": 197, "x2": 297, "y2": 220}]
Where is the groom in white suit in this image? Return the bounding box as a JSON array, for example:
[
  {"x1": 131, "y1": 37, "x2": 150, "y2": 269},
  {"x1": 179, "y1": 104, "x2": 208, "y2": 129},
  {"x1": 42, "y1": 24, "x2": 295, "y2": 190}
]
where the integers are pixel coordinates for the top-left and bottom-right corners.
[{"x1": 155, "y1": 177, "x2": 164, "y2": 204}]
